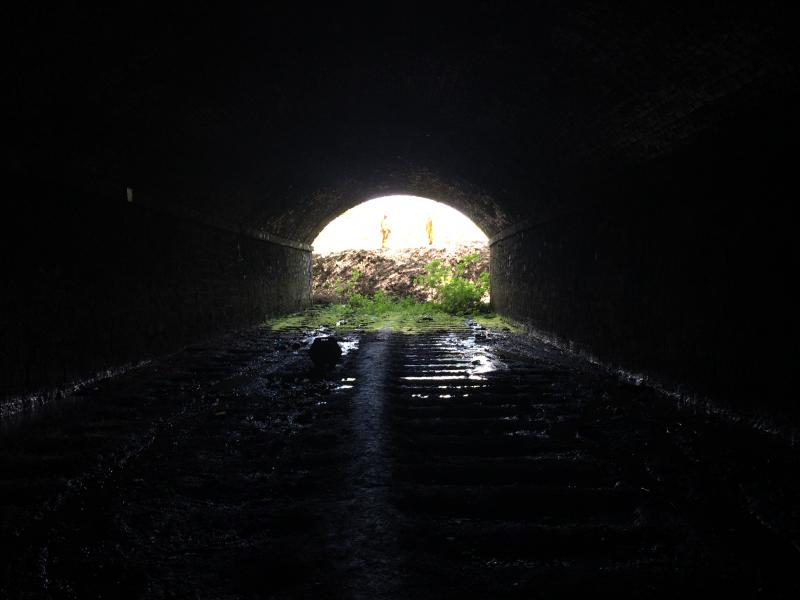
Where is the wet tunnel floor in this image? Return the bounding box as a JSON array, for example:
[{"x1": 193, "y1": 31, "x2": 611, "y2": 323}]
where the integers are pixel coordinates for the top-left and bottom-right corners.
[{"x1": 1, "y1": 324, "x2": 799, "y2": 598}]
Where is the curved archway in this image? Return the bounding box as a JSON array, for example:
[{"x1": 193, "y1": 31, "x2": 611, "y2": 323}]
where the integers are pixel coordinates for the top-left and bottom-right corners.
[{"x1": 247, "y1": 161, "x2": 513, "y2": 245}]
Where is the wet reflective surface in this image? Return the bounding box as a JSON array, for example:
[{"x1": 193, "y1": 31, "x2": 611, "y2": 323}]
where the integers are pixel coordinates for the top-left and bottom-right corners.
[{"x1": 1, "y1": 324, "x2": 799, "y2": 598}]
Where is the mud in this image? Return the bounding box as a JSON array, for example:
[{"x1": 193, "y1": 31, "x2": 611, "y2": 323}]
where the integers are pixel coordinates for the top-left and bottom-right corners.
[
  {"x1": 312, "y1": 243, "x2": 489, "y2": 303},
  {"x1": 1, "y1": 321, "x2": 799, "y2": 598}
]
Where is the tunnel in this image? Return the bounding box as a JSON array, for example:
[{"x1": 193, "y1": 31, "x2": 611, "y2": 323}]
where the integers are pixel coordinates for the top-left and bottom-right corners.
[{"x1": 2, "y1": 3, "x2": 799, "y2": 597}]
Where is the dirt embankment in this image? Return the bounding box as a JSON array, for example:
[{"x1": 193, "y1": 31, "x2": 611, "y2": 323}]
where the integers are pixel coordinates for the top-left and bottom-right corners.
[{"x1": 312, "y1": 243, "x2": 489, "y2": 303}]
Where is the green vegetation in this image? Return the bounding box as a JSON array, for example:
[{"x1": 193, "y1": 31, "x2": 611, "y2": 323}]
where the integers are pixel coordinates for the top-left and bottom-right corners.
[
  {"x1": 268, "y1": 257, "x2": 522, "y2": 334},
  {"x1": 334, "y1": 268, "x2": 361, "y2": 299},
  {"x1": 415, "y1": 253, "x2": 490, "y2": 314},
  {"x1": 268, "y1": 295, "x2": 468, "y2": 334},
  {"x1": 471, "y1": 312, "x2": 521, "y2": 331},
  {"x1": 267, "y1": 300, "x2": 521, "y2": 334}
]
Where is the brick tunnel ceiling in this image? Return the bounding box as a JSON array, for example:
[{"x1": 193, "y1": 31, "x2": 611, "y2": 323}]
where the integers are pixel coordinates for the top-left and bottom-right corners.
[{"x1": 8, "y1": 2, "x2": 797, "y2": 243}]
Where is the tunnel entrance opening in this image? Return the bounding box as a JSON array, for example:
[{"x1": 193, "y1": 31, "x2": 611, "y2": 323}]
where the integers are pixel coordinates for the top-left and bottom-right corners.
[
  {"x1": 311, "y1": 195, "x2": 488, "y2": 253},
  {"x1": 311, "y1": 195, "x2": 489, "y2": 303},
  {"x1": 267, "y1": 195, "x2": 509, "y2": 334}
]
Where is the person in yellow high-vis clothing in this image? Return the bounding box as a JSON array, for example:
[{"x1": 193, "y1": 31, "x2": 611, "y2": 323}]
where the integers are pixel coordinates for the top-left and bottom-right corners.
[{"x1": 380, "y1": 214, "x2": 391, "y2": 248}]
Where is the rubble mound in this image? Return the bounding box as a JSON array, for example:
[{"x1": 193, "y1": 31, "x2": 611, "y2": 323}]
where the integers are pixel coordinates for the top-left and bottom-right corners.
[{"x1": 312, "y1": 243, "x2": 489, "y2": 304}]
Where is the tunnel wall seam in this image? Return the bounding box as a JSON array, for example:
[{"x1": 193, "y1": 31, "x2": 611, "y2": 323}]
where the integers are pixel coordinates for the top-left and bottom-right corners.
[
  {"x1": 148, "y1": 200, "x2": 312, "y2": 252},
  {"x1": 489, "y1": 218, "x2": 536, "y2": 246}
]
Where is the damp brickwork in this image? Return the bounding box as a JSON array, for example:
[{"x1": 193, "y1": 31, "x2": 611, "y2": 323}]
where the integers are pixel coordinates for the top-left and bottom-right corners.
[
  {"x1": 490, "y1": 109, "x2": 797, "y2": 418},
  {"x1": 0, "y1": 176, "x2": 311, "y2": 407}
]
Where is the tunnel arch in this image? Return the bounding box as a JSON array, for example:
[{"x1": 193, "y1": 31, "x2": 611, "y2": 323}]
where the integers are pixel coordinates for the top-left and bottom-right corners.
[
  {"x1": 254, "y1": 162, "x2": 513, "y2": 246},
  {"x1": 4, "y1": 1, "x2": 799, "y2": 424}
]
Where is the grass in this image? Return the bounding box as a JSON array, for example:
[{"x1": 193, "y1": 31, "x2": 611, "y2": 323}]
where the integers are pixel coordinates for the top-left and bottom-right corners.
[
  {"x1": 473, "y1": 312, "x2": 524, "y2": 332},
  {"x1": 270, "y1": 256, "x2": 522, "y2": 334},
  {"x1": 267, "y1": 297, "x2": 523, "y2": 335}
]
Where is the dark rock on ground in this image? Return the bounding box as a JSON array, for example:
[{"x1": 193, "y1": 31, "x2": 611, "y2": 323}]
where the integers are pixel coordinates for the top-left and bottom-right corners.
[{"x1": 309, "y1": 336, "x2": 342, "y2": 367}]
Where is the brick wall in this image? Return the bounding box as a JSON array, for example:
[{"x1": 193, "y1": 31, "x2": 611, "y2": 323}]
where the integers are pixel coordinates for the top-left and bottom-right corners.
[
  {"x1": 490, "y1": 108, "x2": 797, "y2": 419},
  {"x1": 1, "y1": 176, "x2": 311, "y2": 406}
]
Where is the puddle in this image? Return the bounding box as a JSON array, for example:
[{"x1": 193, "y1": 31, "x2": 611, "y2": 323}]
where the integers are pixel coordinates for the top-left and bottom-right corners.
[{"x1": 339, "y1": 340, "x2": 359, "y2": 356}]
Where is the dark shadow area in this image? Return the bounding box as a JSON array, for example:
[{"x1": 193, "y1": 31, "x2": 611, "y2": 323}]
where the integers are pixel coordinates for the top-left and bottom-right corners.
[
  {"x1": 1, "y1": 324, "x2": 798, "y2": 597},
  {"x1": 492, "y1": 98, "x2": 799, "y2": 421},
  {"x1": 2, "y1": 3, "x2": 800, "y2": 597}
]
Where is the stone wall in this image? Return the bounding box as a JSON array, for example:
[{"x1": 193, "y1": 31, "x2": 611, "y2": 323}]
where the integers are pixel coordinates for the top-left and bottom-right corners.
[{"x1": 1, "y1": 175, "x2": 311, "y2": 406}]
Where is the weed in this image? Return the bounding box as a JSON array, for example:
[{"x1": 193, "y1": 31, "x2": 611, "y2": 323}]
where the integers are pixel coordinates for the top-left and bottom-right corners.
[
  {"x1": 269, "y1": 252, "x2": 506, "y2": 333},
  {"x1": 416, "y1": 253, "x2": 489, "y2": 314},
  {"x1": 334, "y1": 269, "x2": 361, "y2": 301},
  {"x1": 268, "y1": 293, "x2": 519, "y2": 335}
]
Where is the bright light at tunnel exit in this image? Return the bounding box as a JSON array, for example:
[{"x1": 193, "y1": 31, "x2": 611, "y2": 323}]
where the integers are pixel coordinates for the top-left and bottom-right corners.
[{"x1": 312, "y1": 195, "x2": 488, "y2": 254}]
